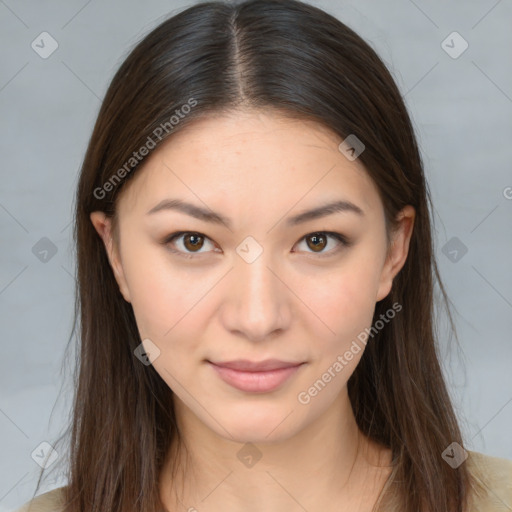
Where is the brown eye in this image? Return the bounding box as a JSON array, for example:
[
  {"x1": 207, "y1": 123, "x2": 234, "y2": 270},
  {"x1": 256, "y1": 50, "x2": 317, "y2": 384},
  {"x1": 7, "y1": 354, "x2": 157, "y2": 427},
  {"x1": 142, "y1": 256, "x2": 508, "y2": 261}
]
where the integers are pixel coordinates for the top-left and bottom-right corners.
[
  {"x1": 163, "y1": 230, "x2": 351, "y2": 260},
  {"x1": 294, "y1": 231, "x2": 351, "y2": 257},
  {"x1": 182, "y1": 233, "x2": 204, "y2": 252},
  {"x1": 164, "y1": 231, "x2": 217, "y2": 258},
  {"x1": 306, "y1": 233, "x2": 328, "y2": 252}
]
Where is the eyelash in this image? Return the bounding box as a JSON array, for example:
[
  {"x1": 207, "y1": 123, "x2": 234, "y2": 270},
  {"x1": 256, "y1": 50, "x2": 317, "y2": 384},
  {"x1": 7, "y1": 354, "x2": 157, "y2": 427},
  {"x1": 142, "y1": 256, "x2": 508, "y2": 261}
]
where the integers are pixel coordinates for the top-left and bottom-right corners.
[{"x1": 162, "y1": 231, "x2": 352, "y2": 260}]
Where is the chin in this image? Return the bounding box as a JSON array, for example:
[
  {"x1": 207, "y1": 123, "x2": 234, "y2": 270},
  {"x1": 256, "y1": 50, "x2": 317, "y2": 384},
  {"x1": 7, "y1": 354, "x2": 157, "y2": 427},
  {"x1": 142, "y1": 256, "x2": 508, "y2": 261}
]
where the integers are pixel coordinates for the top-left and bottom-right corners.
[
  {"x1": 212, "y1": 405, "x2": 301, "y2": 444},
  {"x1": 224, "y1": 426, "x2": 295, "y2": 446}
]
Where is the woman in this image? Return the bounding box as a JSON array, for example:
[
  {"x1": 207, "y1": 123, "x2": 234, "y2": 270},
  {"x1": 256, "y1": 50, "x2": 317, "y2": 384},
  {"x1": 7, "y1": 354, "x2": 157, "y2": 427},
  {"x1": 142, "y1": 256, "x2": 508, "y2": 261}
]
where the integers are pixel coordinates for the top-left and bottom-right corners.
[{"x1": 14, "y1": 0, "x2": 512, "y2": 511}]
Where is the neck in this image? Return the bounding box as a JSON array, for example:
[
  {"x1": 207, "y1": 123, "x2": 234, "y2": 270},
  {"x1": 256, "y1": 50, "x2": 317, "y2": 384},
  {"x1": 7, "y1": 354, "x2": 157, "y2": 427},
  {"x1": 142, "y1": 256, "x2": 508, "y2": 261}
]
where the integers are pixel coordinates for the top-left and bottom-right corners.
[{"x1": 158, "y1": 388, "x2": 393, "y2": 512}]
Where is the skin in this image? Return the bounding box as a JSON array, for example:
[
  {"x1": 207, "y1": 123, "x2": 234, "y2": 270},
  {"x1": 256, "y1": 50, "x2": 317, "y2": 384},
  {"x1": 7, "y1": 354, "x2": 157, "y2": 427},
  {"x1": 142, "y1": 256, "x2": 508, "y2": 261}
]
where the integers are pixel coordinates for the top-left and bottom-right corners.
[{"x1": 91, "y1": 109, "x2": 415, "y2": 512}]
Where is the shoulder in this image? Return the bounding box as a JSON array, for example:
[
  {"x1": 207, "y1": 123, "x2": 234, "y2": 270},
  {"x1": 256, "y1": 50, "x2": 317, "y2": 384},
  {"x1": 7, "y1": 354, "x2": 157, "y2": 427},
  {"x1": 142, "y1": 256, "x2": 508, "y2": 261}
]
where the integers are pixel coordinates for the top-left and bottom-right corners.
[
  {"x1": 466, "y1": 450, "x2": 512, "y2": 511},
  {"x1": 11, "y1": 486, "x2": 66, "y2": 512}
]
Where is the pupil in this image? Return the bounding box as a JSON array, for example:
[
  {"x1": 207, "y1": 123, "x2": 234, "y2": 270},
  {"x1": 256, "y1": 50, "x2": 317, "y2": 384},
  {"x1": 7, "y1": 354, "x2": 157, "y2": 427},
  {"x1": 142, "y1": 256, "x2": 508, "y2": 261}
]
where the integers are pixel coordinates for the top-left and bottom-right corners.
[
  {"x1": 186, "y1": 234, "x2": 202, "y2": 251},
  {"x1": 309, "y1": 233, "x2": 326, "y2": 251}
]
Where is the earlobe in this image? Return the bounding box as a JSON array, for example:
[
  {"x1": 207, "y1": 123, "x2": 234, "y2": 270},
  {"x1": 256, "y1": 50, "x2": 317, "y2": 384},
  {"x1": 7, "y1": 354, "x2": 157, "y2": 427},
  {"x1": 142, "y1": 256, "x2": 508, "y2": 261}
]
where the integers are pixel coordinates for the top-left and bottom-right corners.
[
  {"x1": 89, "y1": 211, "x2": 132, "y2": 303},
  {"x1": 376, "y1": 206, "x2": 415, "y2": 302}
]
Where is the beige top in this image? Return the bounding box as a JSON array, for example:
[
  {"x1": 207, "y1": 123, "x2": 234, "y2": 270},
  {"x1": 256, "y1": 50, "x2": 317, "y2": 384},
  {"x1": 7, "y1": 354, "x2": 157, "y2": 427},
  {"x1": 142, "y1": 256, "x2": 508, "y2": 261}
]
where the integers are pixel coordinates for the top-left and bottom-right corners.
[{"x1": 11, "y1": 450, "x2": 512, "y2": 512}]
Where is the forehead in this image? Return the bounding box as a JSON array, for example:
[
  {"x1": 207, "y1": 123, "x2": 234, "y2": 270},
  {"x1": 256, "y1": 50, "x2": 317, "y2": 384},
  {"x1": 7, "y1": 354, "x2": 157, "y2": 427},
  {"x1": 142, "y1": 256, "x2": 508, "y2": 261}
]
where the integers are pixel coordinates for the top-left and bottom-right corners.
[{"x1": 116, "y1": 109, "x2": 381, "y2": 223}]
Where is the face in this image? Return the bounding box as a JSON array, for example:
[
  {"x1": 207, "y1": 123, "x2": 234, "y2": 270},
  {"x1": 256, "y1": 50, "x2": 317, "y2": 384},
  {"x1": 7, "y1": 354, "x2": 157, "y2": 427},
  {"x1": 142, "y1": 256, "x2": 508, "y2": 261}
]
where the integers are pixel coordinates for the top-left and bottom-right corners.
[{"x1": 91, "y1": 109, "x2": 414, "y2": 444}]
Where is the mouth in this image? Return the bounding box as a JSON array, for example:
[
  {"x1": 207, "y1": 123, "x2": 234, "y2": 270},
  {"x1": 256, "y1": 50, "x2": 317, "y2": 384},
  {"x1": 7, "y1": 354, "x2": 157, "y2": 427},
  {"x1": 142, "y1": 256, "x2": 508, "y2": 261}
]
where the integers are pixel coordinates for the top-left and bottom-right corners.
[{"x1": 206, "y1": 359, "x2": 306, "y2": 393}]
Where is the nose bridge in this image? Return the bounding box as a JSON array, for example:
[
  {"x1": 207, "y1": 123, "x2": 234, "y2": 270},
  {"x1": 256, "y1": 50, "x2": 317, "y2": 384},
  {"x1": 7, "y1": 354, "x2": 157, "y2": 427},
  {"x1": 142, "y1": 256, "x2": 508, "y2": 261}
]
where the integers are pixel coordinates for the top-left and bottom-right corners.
[
  {"x1": 222, "y1": 240, "x2": 289, "y2": 338},
  {"x1": 235, "y1": 243, "x2": 280, "y2": 305}
]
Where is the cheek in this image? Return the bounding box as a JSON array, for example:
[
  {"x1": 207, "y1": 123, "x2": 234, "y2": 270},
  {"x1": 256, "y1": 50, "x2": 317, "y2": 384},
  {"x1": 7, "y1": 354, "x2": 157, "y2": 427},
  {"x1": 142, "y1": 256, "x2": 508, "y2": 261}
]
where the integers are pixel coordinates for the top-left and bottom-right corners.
[
  {"x1": 301, "y1": 260, "x2": 380, "y2": 335},
  {"x1": 120, "y1": 245, "x2": 203, "y2": 340}
]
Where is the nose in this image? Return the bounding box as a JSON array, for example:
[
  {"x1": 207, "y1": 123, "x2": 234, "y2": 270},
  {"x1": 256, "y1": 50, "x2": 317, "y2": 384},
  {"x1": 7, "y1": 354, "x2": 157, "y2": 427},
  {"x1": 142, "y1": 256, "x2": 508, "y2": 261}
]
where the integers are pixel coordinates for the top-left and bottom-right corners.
[{"x1": 219, "y1": 251, "x2": 292, "y2": 342}]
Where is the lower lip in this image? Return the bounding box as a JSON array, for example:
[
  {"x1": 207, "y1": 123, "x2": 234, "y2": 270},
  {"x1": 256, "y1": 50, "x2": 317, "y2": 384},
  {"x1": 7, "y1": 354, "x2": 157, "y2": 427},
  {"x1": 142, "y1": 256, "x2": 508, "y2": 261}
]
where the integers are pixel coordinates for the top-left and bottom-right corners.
[{"x1": 208, "y1": 362, "x2": 304, "y2": 393}]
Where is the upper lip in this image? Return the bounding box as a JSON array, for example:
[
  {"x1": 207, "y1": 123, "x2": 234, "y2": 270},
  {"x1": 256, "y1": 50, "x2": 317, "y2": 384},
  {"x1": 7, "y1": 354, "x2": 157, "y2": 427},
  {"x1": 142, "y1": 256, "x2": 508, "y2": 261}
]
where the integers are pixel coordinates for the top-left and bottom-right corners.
[{"x1": 208, "y1": 359, "x2": 304, "y2": 372}]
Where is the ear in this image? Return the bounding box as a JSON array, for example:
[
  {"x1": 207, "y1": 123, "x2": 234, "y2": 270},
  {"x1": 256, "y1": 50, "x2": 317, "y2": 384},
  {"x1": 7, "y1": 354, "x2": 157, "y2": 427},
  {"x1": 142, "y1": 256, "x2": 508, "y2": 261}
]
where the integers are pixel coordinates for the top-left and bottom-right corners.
[
  {"x1": 90, "y1": 211, "x2": 131, "y2": 303},
  {"x1": 376, "y1": 205, "x2": 415, "y2": 302}
]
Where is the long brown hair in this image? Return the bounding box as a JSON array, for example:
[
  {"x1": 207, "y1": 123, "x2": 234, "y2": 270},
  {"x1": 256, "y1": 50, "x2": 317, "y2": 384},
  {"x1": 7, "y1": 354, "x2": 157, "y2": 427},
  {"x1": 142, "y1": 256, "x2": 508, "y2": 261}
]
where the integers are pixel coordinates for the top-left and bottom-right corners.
[{"x1": 30, "y1": 0, "x2": 485, "y2": 510}]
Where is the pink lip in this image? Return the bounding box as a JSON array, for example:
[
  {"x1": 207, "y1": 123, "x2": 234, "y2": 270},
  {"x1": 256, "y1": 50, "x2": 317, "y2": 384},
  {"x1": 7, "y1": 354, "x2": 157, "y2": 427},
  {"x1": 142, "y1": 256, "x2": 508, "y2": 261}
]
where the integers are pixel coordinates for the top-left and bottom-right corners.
[{"x1": 207, "y1": 359, "x2": 305, "y2": 393}]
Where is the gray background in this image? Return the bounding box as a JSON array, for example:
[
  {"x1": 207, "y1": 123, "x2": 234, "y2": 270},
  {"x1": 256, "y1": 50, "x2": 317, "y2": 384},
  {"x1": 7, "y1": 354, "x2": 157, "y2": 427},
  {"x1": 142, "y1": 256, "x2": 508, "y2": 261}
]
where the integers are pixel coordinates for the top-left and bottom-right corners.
[{"x1": 1, "y1": 0, "x2": 511, "y2": 510}]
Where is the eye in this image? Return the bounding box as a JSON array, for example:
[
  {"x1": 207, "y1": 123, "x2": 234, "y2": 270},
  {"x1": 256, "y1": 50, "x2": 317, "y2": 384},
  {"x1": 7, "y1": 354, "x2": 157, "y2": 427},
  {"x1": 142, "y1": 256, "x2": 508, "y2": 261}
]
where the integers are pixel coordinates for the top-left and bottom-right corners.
[
  {"x1": 163, "y1": 231, "x2": 218, "y2": 259},
  {"x1": 293, "y1": 231, "x2": 351, "y2": 257},
  {"x1": 162, "y1": 230, "x2": 352, "y2": 259}
]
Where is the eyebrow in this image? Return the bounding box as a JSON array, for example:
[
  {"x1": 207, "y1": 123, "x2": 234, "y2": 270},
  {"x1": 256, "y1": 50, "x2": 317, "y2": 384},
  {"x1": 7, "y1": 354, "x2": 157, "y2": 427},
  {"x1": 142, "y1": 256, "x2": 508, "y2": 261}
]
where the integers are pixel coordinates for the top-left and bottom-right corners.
[{"x1": 146, "y1": 198, "x2": 364, "y2": 228}]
